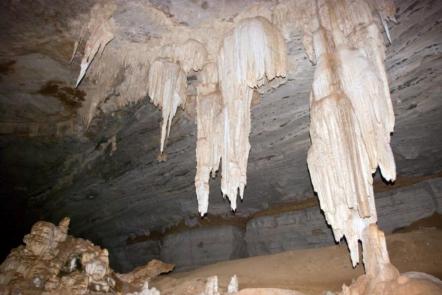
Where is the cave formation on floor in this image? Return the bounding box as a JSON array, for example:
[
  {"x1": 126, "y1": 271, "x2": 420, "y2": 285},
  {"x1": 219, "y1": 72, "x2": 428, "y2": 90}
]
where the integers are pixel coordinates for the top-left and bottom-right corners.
[{"x1": 1, "y1": 0, "x2": 442, "y2": 294}]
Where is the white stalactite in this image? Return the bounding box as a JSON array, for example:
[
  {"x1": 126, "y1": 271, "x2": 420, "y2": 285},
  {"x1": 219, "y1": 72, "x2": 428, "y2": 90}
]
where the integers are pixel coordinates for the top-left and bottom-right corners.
[
  {"x1": 175, "y1": 39, "x2": 208, "y2": 74},
  {"x1": 305, "y1": 0, "x2": 397, "y2": 277},
  {"x1": 195, "y1": 63, "x2": 223, "y2": 214},
  {"x1": 195, "y1": 17, "x2": 287, "y2": 216},
  {"x1": 215, "y1": 16, "x2": 287, "y2": 213},
  {"x1": 147, "y1": 58, "x2": 187, "y2": 154},
  {"x1": 158, "y1": 39, "x2": 208, "y2": 74},
  {"x1": 75, "y1": 3, "x2": 116, "y2": 87}
]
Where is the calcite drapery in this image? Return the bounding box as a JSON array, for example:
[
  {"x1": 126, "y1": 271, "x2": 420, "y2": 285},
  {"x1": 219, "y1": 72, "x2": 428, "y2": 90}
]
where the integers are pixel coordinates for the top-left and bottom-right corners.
[
  {"x1": 147, "y1": 58, "x2": 187, "y2": 154},
  {"x1": 305, "y1": 0, "x2": 396, "y2": 276},
  {"x1": 195, "y1": 17, "x2": 287, "y2": 215}
]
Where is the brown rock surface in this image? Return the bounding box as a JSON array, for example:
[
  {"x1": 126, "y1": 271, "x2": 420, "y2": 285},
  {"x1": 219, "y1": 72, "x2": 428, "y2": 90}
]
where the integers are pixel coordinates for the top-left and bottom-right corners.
[{"x1": 0, "y1": 218, "x2": 173, "y2": 295}]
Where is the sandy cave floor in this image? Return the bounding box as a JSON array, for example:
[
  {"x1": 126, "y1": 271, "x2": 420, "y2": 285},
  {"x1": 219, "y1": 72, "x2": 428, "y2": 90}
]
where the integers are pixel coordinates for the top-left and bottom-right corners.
[{"x1": 150, "y1": 225, "x2": 442, "y2": 295}]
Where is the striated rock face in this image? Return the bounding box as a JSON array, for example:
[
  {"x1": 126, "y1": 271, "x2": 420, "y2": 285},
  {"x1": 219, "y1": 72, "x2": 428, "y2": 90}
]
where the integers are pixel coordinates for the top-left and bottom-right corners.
[
  {"x1": 160, "y1": 226, "x2": 247, "y2": 271},
  {"x1": 245, "y1": 207, "x2": 335, "y2": 256},
  {"x1": 113, "y1": 178, "x2": 440, "y2": 271},
  {"x1": 246, "y1": 177, "x2": 442, "y2": 257}
]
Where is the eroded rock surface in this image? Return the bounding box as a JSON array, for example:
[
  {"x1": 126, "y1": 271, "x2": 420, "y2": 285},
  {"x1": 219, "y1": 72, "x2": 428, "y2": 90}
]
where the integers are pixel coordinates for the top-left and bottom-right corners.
[{"x1": 0, "y1": 218, "x2": 173, "y2": 295}]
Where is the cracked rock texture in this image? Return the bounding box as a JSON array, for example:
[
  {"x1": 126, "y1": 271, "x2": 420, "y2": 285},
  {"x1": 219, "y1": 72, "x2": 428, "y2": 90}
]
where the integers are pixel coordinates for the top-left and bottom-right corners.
[{"x1": 0, "y1": 0, "x2": 441, "y2": 272}]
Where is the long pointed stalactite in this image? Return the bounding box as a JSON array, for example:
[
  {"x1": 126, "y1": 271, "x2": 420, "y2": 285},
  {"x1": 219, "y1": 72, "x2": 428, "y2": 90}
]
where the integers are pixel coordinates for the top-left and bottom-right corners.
[
  {"x1": 147, "y1": 59, "x2": 187, "y2": 155},
  {"x1": 305, "y1": 0, "x2": 398, "y2": 283},
  {"x1": 195, "y1": 17, "x2": 287, "y2": 215},
  {"x1": 195, "y1": 63, "x2": 223, "y2": 215}
]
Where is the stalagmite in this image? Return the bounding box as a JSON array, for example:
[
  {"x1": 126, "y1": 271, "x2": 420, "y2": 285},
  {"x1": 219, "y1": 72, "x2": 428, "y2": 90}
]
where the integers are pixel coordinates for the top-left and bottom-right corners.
[
  {"x1": 127, "y1": 282, "x2": 161, "y2": 295},
  {"x1": 305, "y1": 0, "x2": 397, "y2": 281},
  {"x1": 227, "y1": 275, "x2": 239, "y2": 293},
  {"x1": 210, "y1": 16, "x2": 286, "y2": 214},
  {"x1": 147, "y1": 58, "x2": 187, "y2": 154},
  {"x1": 201, "y1": 276, "x2": 220, "y2": 295}
]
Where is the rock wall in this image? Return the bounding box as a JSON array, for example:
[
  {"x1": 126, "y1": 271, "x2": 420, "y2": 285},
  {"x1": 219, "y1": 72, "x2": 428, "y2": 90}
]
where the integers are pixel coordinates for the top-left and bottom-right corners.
[
  {"x1": 377, "y1": 179, "x2": 442, "y2": 233},
  {"x1": 245, "y1": 207, "x2": 334, "y2": 256},
  {"x1": 112, "y1": 240, "x2": 162, "y2": 273},
  {"x1": 247, "y1": 178, "x2": 442, "y2": 257},
  {"x1": 126, "y1": 178, "x2": 442, "y2": 270},
  {"x1": 160, "y1": 225, "x2": 247, "y2": 271}
]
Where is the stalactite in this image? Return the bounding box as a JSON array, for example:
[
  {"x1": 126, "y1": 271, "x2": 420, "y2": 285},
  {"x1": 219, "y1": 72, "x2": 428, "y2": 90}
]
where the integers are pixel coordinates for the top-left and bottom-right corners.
[
  {"x1": 305, "y1": 0, "x2": 397, "y2": 280},
  {"x1": 174, "y1": 39, "x2": 208, "y2": 74},
  {"x1": 78, "y1": 42, "x2": 152, "y2": 127},
  {"x1": 158, "y1": 39, "x2": 208, "y2": 75},
  {"x1": 206, "y1": 17, "x2": 287, "y2": 214},
  {"x1": 147, "y1": 58, "x2": 187, "y2": 154},
  {"x1": 195, "y1": 63, "x2": 223, "y2": 214},
  {"x1": 195, "y1": 17, "x2": 287, "y2": 215},
  {"x1": 75, "y1": 3, "x2": 116, "y2": 87}
]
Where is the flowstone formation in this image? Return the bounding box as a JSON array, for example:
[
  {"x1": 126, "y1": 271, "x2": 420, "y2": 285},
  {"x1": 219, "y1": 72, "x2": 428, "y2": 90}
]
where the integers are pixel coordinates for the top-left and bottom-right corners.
[{"x1": 0, "y1": 218, "x2": 174, "y2": 295}]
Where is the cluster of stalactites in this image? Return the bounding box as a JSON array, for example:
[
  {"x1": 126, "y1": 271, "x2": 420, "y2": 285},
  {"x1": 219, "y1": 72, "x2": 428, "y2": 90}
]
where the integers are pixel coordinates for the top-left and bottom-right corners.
[
  {"x1": 195, "y1": 17, "x2": 287, "y2": 215},
  {"x1": 306, "y1": 0, "x2": 396, "y2": 271},
  {"x1": 146, "y1": 39, "x2": 209, "y2": 154},
  {"x1": 147, "y1": 59, "x2": 187, "y2": 154}
]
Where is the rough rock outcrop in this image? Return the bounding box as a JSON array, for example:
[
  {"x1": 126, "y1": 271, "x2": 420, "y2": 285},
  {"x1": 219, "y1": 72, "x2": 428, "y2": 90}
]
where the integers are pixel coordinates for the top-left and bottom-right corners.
[
  {"x1": 0, "y1": 218, "x2": 173, "y2": 295},
  {"x1": 0, "y1": 217, "x2": 115, "y2": 294}
]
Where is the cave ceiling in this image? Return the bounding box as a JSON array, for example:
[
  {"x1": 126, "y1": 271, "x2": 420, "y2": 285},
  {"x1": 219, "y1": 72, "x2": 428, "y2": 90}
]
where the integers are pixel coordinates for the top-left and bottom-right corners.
[{"x1": 0, "y1": 0, "x2": 441, "y2": 262}]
